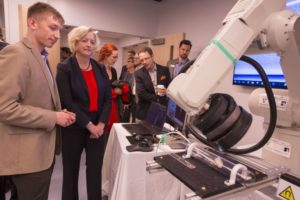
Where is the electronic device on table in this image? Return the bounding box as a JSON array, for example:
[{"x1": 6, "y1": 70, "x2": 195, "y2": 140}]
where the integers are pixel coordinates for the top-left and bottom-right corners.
[
  {"x1": 166, "y1": 99, "x2": 187, "y2": 132},
  {"x1": 122, "y1": 102, "x2": 166, "y2": 136}
]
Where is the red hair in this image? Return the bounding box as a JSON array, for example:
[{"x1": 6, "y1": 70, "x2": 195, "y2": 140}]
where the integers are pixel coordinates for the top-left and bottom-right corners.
[{"x1": 98, "y1": 43, "x2": 118, "y2": 62}]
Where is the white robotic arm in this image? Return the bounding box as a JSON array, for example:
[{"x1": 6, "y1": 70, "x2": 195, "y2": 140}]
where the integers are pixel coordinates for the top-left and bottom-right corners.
[
  {"x1": 167, "y1": 0, "x2": 300, "y2": 154},
  {"x1": 249, "y1": 9, "x2": 300, "y2": 127},
  {"x1": 167, "y1": 0, "x2": 285, "y2": 115},
  {"x1": 166, "y1": 0, "x2": 300, "y2": 175},
  {"x1": 247, "y1": 8, "x2": 300, "y2": 174}
]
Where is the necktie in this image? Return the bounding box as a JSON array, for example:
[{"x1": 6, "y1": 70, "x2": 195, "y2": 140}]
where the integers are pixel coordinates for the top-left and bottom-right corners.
[{"x1": 41, "y1": 49, "x2": 54, "y2": 85}]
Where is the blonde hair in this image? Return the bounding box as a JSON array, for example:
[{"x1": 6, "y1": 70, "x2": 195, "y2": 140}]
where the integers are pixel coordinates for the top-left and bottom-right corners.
[{"x1": 68, "y1": 26, "x2": 100, "y2": 53}]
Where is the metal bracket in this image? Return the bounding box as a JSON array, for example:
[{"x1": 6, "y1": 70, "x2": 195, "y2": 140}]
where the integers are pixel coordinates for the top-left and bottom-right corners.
[
  {"x1": 224, "y1": 163, "x2": 251, "y2": 186},
  {"x1": 146, "y1": 160, "x2": 164, "y2": 173}
]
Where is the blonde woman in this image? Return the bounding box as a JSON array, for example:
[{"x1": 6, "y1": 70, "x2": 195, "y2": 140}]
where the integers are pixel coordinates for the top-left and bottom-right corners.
[{"x1": 56, "y1": 26, "x2": 111, "y2": 200}]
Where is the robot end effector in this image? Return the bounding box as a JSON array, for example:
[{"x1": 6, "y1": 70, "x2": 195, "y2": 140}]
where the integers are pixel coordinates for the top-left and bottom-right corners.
[{"x1": 167, "y1": 0, "x2": 300, "y2": 153}]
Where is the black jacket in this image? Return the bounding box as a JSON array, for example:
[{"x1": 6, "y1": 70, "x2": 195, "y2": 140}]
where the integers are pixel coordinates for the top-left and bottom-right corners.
[
  {"x1": 56, "y1": 56, "x2": 112, "y2": 128},
  {"x1": 134, "y1": 64, "x2": 171, "y2": 120}
]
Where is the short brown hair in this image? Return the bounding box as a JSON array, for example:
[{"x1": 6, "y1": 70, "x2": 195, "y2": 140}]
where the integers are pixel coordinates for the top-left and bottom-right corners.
[
  {"x1": 138, "y1": 47, "x2": 153, "y2": 57},
  {"x1": 27, "y1": 2, "x2": 65, "y2": 25}
]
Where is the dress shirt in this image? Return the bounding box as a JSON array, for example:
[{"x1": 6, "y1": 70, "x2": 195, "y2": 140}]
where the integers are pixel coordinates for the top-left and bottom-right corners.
[
  {"x1": 147, "y1": 64, "x2": 157, "y2": 87},
  {"x1": 173, "y1": 58, "x2": 188, "y2": 77}
]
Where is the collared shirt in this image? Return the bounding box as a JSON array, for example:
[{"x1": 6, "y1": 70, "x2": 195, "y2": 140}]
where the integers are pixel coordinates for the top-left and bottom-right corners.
[
  {"x1": 147, "y1": 64, "x2": 157, "y2": 87},
  {"x1": 173, "y1": 58, "x2": 188, "y2": 77}
]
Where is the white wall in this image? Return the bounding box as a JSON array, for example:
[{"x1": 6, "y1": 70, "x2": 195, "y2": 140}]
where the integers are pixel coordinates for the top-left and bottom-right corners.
[
  {"x1": 49, "y1": 0, "x2": 160, "y2": 38},
  {"x1": 157, "y1": 0, "x2": 265, "y2": 147},
  {"x1": 49, "y1": 0, "x2": 159, "y2": 75}
]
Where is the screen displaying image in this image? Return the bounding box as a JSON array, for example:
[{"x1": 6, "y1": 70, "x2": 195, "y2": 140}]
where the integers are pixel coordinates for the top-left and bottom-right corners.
[
  {"x1": 232, "y1": 0, "x2": 300, "y2": 89},
  {"x1": 233, "y1": 53, "x2": 287, "y2": 89},
  {"x1": 166, "y1": 99, "x2": 186, "y2": 131}
]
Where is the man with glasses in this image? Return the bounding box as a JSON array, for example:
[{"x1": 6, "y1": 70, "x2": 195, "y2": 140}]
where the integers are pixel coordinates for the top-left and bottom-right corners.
[
  {"x1": 134, "y1": 47, "x2": 171, "y2": 120},
  {"x1": 134, "y1": 52, "x2": 143, "y2": 70}
]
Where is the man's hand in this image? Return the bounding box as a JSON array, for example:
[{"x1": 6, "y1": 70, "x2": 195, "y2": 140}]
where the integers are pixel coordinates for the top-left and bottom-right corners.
[{"x1": 56, "y1": 109, "x2": 76, "y2": 127}]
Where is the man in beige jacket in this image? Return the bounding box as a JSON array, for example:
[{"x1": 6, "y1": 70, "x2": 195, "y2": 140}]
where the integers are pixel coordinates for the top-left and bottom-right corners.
[{"x1": 0, "y1": 2, "x2": 75, "y2": 199}]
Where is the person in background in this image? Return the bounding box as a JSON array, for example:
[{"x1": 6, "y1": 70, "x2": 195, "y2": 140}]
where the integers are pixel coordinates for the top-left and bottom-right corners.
[
  {"x1": 120, "y1": 56, "x2": 136, "y2": 122},
  {"x1": 0, "y1": 28, "x2": 8, "y2": 50},
  {"x1": 98, "y1": 43, "x2": 130, "y2": 134},
  {"x1": 56, "y1": 26, "x2": 111, "y2": 200},
  {"x1": 166, "y1": 39, "x2": 192, "y2": 79},
  {"x1": 0, "y1": 2, "x2": 76, "y2": 199},
  {"x1": 134, "y1": 52, "x2": 143, "y2": 70},
  {"x1": 60, "y1": 46, "x2": 72, "y2": 62},
  {"x1": 135, "y1": 47, "x2": 171, "y2": 120},
  {"x1": 119, "y1": 49, "x2": 135, "y2": 80}
]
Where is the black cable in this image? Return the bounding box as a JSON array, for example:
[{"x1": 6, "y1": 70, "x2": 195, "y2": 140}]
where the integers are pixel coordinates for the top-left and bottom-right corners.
[{"x1": 226, "y1": 55, "x2": 277, "y2": 154}]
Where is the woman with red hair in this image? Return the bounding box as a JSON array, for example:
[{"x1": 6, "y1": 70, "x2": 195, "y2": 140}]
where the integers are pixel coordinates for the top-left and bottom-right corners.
[{"x1": 98, "y1": 43, "x2": 130, "y2": 134}]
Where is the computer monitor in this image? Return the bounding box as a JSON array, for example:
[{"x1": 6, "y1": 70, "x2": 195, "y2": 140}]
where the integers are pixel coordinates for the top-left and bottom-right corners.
[
  {"x1": 166, "y1": 99, "x2": 186, "y2": 131},
  {"x1": 232, "y1": 53, "x2": 287, "y2": 89},
  {"x1": 145, "y1": 102, "x2": 167, "y2": 130},
  {"x1": 232, "y1": 0, "x2": 300, "y2": 89}
]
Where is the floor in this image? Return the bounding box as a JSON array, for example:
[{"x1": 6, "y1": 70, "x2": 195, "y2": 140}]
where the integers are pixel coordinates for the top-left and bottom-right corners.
[
  {"x1": 6, "y1": 153, "x2": 88, "y2": 200},
  {"x1": 49, "y1": 153, "x2": 87, "y2": 200}
]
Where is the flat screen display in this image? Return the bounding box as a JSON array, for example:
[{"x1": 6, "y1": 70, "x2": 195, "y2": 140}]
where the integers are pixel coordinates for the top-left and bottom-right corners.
[
  {"x1": 232, "y1": 53, "x2": 287, "y2": 89},
  {"x1": 232, "y1": 0, "x2": 300, "y2": 89},
  {"x1": 166, "y1": 99, "x2": 186, "y2": 131}
]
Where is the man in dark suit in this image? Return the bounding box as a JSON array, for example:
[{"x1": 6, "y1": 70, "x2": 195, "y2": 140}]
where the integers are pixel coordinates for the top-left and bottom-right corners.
[
  {"x1": 167, "y1": 39, "x2": 192, "y2": 80},
  {"x1": 135, "y1": 47, "x2": 171, "y2": 120}
]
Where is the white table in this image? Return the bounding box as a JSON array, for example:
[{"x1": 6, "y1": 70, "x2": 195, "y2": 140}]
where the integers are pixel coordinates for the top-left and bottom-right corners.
[{"x1": 102, "y1": 123, "x2": 188, "y2": 200}]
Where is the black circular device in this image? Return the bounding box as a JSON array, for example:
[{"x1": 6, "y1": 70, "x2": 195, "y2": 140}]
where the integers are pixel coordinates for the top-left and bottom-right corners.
[
  {"x1": 186, "y1": 55, "x2": 277, "y2": 154},
  {"x1": 192, "y1": 93, "x2": 252, "y2": 150},
  {"x1": 193, "y1": 94, "x2": 229, "y2": 133},
  {"x1": 216, "y1": 107, "x2": 252, "y2": 149}
]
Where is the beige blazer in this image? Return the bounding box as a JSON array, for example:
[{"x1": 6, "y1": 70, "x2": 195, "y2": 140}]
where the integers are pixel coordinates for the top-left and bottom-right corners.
[{"x1": 0, "y1": 38, "x2": 61, "y2": 175}]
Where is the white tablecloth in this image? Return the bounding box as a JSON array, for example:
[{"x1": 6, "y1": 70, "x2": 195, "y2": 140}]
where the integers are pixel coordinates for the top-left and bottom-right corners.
[{"x1": 102, "y1": 123, "x2": 189, "y2": 200}]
